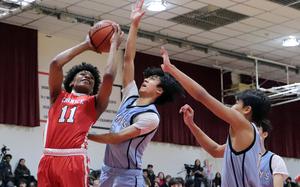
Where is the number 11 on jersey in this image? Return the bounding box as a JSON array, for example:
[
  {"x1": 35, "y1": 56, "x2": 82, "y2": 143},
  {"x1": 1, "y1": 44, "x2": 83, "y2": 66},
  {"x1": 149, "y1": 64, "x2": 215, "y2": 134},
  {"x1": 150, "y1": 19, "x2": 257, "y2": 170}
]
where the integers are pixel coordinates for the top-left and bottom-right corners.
[{"x1": 58, "y1": 106, "x2": 77, "y2": 123}]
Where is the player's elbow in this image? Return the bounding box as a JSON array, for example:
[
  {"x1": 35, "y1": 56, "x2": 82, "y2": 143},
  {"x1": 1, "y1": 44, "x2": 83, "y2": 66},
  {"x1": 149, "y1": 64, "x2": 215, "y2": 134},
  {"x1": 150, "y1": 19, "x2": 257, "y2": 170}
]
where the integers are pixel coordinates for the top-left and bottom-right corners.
[
  {"x1": 102, "y1": 74, "x2": 115, "y2": 84},
  {"x1": 209, "y1": 147, "x2": 224, "y2": 158},
  {"x1": 193, "y1": 90, "x2": 207, "y2": 103},
  {"x1": 50, "y1": 59, "x2": 62, "y2": 70},
  {"x1": 211, "y1": 152, "x2": 224, "y2": 158}
]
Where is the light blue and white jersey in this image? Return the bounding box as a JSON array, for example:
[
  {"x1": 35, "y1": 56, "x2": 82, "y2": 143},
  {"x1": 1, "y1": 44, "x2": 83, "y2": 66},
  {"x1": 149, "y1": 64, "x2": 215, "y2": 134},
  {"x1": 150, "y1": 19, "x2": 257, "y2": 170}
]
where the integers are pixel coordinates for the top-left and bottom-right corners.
[
  {"x1": 259, "y1": 151, "x2": 274, "y2": 187},
  {"x1": 104, "y1": 95, "x2": 159, "y2": 169},
  {"x1": 222, "y1": 123, "x2": 262, "y2": 187},
  {"x1": 259, "y1": 150, "x2": 289, "y2": 187}
]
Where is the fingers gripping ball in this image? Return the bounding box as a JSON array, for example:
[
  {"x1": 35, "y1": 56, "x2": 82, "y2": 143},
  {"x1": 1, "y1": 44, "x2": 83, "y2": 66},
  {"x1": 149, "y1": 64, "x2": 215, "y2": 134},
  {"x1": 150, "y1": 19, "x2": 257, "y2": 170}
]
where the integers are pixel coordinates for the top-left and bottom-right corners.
[{"x1": 89, "y1": 20, "x2": 117, "y2": 53}]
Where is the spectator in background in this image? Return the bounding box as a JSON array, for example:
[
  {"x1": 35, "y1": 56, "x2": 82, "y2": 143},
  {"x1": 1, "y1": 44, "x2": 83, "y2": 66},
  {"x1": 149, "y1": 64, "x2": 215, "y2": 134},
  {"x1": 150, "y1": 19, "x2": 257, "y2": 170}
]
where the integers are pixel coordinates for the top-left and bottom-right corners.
[
  {"x1": 18, "y1": 178, "x2": 27, "y2": 187},
  {"x1": 203, "y1": 159, "x2": 213, "y2": 187},
  {"x1": 162, "y1": 175, "x2": 172, "y2": 187},
  {"x1": 89, "y1": 169, "x2": 101, "y2": 187},
  {"x1": 143, "y1": 169, "x2": 151, "y2": 187},
  {"x1": 284, "y1": 177, "x2": 297, "y2": 187},
  {"x1": 0, "y1": 154, "x2": 14, "y2": 186},
  {"x1": 28, "y1": 181, "x2": 37, "y2": 187},
  {"x1": 192, "y1": 159, "x2": 205, "y2": 187},
  {"x1": 157, "y1": 172, "x2": 166, "y2": 186},
  {"x1": 169, "y1": 177, "x2": 184, "y2": 187},
  {"x1": 147, "y1": 164, "x2": 156, "y2": 187},
  {"x1": 154, "y1": 181, "x2": 160, "y2": 187},
  {"x1": 14, "y1": 158, "x2": 36, "y2": 186},
  {"x1": 212, "y1": 172, "x2": 221, "y2": 187}
]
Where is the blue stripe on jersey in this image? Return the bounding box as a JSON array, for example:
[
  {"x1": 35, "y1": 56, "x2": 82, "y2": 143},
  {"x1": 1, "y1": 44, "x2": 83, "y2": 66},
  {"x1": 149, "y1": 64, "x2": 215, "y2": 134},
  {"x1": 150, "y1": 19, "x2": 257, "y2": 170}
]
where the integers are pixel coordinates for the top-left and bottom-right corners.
[
  {"x1": 104, "y1": 96, "x2": 159, "y2": 169},
  {"x1": 260, "y1": 151, "x2": 275, "y2": 187},
  {"x1": 135, "y1": 135, "x2": 147, "y2": 168},
  {"x1": 269, "y1": 154, "x2": 274, "y2": 174},
  {"x1": 222, "y1": 123, "x2": 262, "y2": 187},
  {"x1": 127, "y1": 139, "x2": 133, "y2": 169},
  {"x1": 230, "y1": 152, "x2": 239, "y2": 187}
]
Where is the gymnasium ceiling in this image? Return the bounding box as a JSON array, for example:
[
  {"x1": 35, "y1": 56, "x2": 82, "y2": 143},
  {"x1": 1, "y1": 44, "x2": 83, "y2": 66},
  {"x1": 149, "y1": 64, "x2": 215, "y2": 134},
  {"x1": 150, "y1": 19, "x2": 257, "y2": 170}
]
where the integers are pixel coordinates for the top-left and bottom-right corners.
[{"x1": 1, "y1": 0, "x2": 300, "y2": 84}]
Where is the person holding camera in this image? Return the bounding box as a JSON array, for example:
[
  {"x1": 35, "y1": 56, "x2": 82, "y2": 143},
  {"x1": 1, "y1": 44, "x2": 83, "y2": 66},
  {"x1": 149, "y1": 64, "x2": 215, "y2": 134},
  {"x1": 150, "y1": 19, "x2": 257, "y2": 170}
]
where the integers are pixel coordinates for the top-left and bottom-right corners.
[
  {"x1": 192, "y1": 159, "x2": 205, "y2": 187},
  {"x1": 0, "y1": 154, "x2": 14, "y2": 186}
]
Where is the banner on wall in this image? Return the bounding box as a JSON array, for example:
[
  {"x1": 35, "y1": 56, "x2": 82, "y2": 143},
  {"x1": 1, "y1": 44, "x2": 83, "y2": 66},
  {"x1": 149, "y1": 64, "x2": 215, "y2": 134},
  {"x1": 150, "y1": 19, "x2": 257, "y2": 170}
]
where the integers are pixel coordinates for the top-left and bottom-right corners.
[{"x1": 38, "y1": 72, "x2": 122, "y2": 130}]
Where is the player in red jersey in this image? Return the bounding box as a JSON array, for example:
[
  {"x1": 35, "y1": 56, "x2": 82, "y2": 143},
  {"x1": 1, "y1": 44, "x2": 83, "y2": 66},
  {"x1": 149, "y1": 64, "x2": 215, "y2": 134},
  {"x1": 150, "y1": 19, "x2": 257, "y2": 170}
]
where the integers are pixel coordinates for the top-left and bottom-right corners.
[{"x1": 37, "y1": 25, "x2": 124, "y2": 187}]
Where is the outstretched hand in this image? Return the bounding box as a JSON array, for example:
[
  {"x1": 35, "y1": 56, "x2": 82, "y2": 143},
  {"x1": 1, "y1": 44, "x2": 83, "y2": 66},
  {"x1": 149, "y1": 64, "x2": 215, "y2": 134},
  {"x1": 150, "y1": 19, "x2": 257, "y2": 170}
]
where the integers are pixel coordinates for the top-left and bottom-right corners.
[
  {"x1": 179, "y1": 104, "x2": 195, "y2": 126},
  {"x1": 130, "y1": 0, "x2": 145, "y2": 27},
  {"x1": 110, "y1": 24, "x2": 125, "y2": 49},
  {"x1": 160, "y1": 46, "x2": 173, "y2": 73}
]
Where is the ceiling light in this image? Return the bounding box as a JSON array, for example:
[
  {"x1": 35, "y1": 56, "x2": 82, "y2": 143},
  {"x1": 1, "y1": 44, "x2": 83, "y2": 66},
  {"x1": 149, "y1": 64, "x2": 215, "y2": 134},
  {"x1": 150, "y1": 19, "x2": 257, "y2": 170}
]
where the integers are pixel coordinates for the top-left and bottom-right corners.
[
  {"x1": 282, "y1": 36, "x2": 300, "y2": 47},
  {"x1": 146, "y1": 0, "x2": 167, "y2": 11}
]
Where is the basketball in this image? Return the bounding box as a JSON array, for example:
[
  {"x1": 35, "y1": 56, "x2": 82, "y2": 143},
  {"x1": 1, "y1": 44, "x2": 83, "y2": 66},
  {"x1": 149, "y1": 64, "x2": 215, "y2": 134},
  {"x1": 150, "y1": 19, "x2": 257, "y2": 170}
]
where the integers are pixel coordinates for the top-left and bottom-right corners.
[{"x1": 89, "y1": 20, "x2": 116, "y2": 53}]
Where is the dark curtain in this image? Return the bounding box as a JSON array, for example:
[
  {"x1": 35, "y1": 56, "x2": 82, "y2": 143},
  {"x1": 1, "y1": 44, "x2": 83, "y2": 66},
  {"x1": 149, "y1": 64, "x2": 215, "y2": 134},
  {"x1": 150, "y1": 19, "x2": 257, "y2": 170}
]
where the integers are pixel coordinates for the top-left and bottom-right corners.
[
  {"x1": 0, "y1": 23, "x2": 39, "y2": 127},
  {"x1": 268, "y1": 101, "x2": 300, "y2": 157},
  {"x1": 134, "y1": 52, "x2": 228, "y2": 146},
  {"x1": 134, "y1": 52, "x2": 300, "y2": 158}
]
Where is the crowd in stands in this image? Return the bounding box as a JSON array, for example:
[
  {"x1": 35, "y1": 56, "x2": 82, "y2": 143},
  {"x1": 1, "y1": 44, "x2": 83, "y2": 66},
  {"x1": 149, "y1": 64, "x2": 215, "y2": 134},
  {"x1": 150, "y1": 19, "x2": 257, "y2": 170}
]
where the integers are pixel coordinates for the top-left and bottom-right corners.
[
  {"x1": 0, "y1": 154, "x2": 37, "y2": 187},
  {"x1": 1, "y1": 152, "x2": 299, "y2": 187},
  {"x1": 141, "y1": 161, "x2": 222, "y2": 187},
  {"x1": 139, "y1": 160, "x2": 300, "y2": 187}
]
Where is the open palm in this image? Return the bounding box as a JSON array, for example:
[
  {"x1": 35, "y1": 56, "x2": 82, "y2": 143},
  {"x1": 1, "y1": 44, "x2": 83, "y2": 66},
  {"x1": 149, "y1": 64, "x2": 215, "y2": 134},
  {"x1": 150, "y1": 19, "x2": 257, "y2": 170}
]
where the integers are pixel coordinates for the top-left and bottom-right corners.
[
  {"x1": 130, "y1": 0, "x2": 145, "y2": 26},
  {"x1": 160, "y1": 46, "x2": 172, "y2": 72}
]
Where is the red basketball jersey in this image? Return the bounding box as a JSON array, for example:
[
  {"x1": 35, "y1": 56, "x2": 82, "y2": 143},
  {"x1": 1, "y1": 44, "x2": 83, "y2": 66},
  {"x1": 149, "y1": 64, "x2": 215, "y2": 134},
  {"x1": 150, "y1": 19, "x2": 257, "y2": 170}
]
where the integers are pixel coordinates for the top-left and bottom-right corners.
[{"x1": 44, "y1": 91, "x2": 98, "y2": 149}]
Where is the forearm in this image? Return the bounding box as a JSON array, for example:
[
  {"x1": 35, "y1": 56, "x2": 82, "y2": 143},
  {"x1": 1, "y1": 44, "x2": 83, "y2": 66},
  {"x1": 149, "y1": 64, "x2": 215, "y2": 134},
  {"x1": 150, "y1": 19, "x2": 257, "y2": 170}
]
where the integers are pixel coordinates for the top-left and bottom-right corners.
[
  {"x1": 88, "y1": 133, "x2": 123, "y2": 144},
  {"x1": 104, "y1": 42, "x2": 118, "y2": 77},
  {"x1": 187, "y1": 122, "x2": 224, "y2": 158},
  {"x1": 51, "y1": 41, "x2": 90, "y2": 67},
  {"x1": 167, "y1": 65, "x2": 208, "y2": 101},
  {"x1": 124, "y1": 23, "x2": 139, "y2": 63}
]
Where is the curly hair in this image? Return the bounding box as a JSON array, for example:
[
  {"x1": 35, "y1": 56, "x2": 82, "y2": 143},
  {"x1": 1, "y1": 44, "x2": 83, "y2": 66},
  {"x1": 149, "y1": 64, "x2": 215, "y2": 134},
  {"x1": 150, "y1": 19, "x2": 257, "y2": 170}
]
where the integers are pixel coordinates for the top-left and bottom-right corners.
[
  {"x1": 143, "y1": 67, "x2": 185, "y2": 105},
  {"x1": 63, "y1": 62, "x2": 101, "y2": 95}
]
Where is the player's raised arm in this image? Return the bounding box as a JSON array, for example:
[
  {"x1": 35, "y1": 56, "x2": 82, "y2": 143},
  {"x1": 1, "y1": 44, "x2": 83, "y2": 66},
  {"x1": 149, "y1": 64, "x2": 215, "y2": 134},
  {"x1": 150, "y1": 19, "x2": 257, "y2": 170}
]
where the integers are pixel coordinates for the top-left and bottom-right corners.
[
  {"x1": 49, "y1": 37, "x2": 94, "y2": 104},
  {"x1": 95, "y1": 25, "x2": 124, "y2": 116},
  {"x1": 123, "y1": 0, "x2": 145, "y2": 87},
  {"x1": 180, "y1": 104, "x2": 225, "y2": 158},
  {"x1": 160, "y1": 47, "x2": 250, "y2": 131}
]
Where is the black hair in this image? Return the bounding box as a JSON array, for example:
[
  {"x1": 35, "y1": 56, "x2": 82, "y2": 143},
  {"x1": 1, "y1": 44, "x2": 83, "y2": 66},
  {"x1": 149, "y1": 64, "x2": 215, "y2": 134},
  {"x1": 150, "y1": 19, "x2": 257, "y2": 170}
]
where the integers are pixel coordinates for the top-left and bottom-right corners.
[
  {"x1": 4, "y1": 154, "x2": 12, "y2": 159},
  {"x1": 256, "y1": 119, "x2": 273, "y2": 134},
  {"x1": 236, "y1": 89, "x2": 271, "y2": 125},
  {"x1": 18, "y1": 158, "x2": 25, "y2": 164},
  {"x1": 169, "y1": 177, "x2": 185, "y2": 186},
  {"x1": 63, "y1": 62, "x2": 101, "y2": 95},
  {"x1": 147, "y1": 164, "x2": 153, "y2": 168},
  {"x1": 143, "y1": 67, "x2": 185, "y2": 105}
]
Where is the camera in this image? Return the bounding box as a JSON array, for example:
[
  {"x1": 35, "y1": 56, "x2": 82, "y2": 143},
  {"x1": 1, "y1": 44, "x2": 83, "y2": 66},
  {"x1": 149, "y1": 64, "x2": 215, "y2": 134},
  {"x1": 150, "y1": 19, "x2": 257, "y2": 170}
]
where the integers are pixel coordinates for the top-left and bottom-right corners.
[
  {"x1": 184, "y1": 164, "x2": 194, "y2": 170},
  {"x1": 184, "y1": 164, "x2": 195, "y2": 176},
  {"x1": 1, "y1": 145, "x2": 9, "y2": 155},
  {"x1": 0, "y1": 145, "x2": 10, "y2": 161}
]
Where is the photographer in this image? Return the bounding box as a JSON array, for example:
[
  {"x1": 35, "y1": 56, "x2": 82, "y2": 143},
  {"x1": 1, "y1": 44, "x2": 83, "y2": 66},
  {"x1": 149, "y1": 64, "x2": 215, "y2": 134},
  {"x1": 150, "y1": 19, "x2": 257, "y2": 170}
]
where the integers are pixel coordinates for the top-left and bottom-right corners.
[
  {"x1": 0, "y1": 154, "x2": 14, "y2": 186},
  {"x1": 192, "y1": 159, "x2": 205, "y2": 187}
]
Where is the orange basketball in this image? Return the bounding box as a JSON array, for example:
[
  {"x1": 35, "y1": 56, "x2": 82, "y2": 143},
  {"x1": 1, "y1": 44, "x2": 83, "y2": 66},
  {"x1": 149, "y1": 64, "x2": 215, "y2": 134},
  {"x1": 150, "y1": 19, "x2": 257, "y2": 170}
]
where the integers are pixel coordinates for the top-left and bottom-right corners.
[{"x1": 89, "y1": 20, "x2": 116, "y2": 53}]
